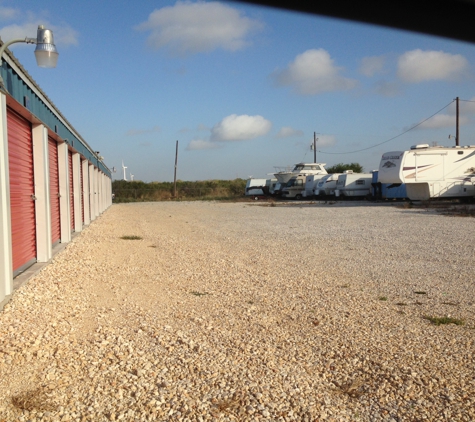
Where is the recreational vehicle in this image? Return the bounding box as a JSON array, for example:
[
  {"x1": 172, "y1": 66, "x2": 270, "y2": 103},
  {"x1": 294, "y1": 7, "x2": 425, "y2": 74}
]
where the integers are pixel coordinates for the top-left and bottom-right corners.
[
  {"x1": 335, "y1": 171, "x2": 373, "y2": 197},
  {"x1": 281, "y1": 174, "x2": 307, "y2": 199},
  {"x1": 371, "y1": 171, "x2": 407, "y2": 200},
  {"x1": 302, "y1": 174, "x2": 326, "y2": 198},
  {"x1": 378, "y1": 144, "x2": 475, "y2": 200},
  {"x1": 314, "y1": 173, "x2": 342, "y2": 197},
  {"x1": 245, "y1": 178, "x2": 277, "y2": 199}
]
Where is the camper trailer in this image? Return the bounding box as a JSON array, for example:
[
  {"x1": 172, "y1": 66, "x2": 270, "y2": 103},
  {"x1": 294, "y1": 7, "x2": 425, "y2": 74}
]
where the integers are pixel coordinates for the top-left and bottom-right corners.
[
  {"x1": 314, "y1": 173, "x2": 342, "y2": 197},
  {"x1": 335, "y1": 171, "x2": 373, "y2": 197},
  {"x1": 371, "y1": 171, "x2": 407, "y2": 200},
  {"x1": 245, "y1": 178, "x2": 277, "y2": 199},
  {"x1": 302, "y1": 174, "x2": 326, "y2": 198},
  {"x1": 378, "y1": 144, "x2": 475, "y2": 200}
]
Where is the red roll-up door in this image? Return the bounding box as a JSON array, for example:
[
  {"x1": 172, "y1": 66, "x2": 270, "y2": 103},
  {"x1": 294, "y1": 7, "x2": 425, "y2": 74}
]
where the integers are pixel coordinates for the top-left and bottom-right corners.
[
  {"x1": 68, "y1": 150, "x2": 74, "y2": 231},
  {"x1": 7, "y1": 109, "x2": 36, "y2": 275},
  {"x1": 48, "y1": 137, "x2": 61, "y2": 244},
  {"x1": 80, "y1": 159, "x2": 84, "y2": 224}
]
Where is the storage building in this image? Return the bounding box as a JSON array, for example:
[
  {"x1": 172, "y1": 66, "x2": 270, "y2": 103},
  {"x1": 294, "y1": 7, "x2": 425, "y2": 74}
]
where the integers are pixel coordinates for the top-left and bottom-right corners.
[{"x1": 0, "y1": 41, "x2": 112, "y2": 309}]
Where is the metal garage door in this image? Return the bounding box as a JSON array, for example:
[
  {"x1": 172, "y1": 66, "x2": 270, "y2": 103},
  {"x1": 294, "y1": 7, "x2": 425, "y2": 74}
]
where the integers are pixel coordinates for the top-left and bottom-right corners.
[
  {"x1": 48, "y1": 137, "x2": 60, "y2": 245},
  {"x1": 68, "y1": 150, "x2": 74, "y2": 231},
  {"x1": 7, "y1": 109, "x2": 36, "y2": 275}
]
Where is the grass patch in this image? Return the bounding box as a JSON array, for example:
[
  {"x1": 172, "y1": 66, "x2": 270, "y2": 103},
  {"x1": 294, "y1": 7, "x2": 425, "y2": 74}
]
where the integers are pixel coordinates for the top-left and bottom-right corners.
[
  {"x1": 378, "y1": 296, "x2": 388, "y2": 301},
  {"x1": 190, "y1": 291, "x2": 209, "y2": 297},
  {"x1": 120, "y1": 235, "x2": 143, "y2": 240},
  {"x1": 423, "y1": 316, "x2": 464, "y2": 326}
]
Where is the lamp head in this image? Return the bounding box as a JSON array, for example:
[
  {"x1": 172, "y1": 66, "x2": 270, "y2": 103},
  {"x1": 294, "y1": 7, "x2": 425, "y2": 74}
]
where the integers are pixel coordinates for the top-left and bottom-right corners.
[{"x1": 34, "y1": 25, "x2": 58, "y2": 68}]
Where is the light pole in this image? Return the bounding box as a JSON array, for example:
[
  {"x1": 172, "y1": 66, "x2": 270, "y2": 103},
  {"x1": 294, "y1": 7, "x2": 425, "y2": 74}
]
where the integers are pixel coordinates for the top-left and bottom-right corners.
[{"x1": 0, "y1": 25, "x2": 58, "y2": 87}]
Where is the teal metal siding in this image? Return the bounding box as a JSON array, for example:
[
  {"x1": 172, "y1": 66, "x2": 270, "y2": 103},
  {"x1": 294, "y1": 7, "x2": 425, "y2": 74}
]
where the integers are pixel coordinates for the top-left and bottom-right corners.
[{"x1": 0, "y1": 58, "x2": 110, "y2": 178}]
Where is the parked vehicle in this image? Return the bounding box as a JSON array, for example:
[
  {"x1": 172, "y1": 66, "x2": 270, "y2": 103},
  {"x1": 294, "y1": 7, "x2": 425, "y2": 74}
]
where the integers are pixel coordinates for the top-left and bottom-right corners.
[
  {"x1": 314, "y1": 173, "x2": 342, "y2": 197},
  {"x1": 302, "y1": 174, "x2": 327, "y2": 198},
  {"x1": 335, "y1": 171, "x2": 373, "y2": 197},
  {"x1": 371, "y1": 171, "x2": 408, "y2": 200},
  {"x1": 378, "y1": 144, "x2": 475, "y2": 200},
  {"x1": 281, "y1": 174, "x2": 306, "y2": 199},
  {"x1": 245, "y1": 178, "x2": 276, "y2": 199},
  {"x1": 271, "y1": 162, "x2": 327, "y2": 185}
]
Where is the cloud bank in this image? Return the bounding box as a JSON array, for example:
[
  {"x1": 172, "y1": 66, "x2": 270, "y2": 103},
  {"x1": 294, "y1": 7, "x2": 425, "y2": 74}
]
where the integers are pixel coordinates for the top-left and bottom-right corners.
[
  {"x1": 210, "y1": 114, "x2": 272, "y2": 142},
  {"x1": 397, "y1": 49, "x2": 468, "y2": 83},
  {"x1": 186, "y1": 139, "x2": 221, "y2": 150},
  {"x1": 136, "y1": 1, "x2": 263, "y2": 56},
  {"x1": 272, "y1": 49, "x2": 357, "y2": 95},
  {"x1": 276, "y1": 126, "x2": 304, "y2": 138}
]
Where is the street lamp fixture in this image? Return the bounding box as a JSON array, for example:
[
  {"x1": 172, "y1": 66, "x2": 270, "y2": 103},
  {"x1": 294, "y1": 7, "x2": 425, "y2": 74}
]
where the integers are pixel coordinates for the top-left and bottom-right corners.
[{"x1": 0, "y1": 25, "x2": 58, "y2": 69}]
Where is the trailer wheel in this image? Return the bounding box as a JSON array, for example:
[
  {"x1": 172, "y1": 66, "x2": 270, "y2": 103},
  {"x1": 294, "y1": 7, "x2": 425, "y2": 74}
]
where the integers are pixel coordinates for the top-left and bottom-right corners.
[{"x1": 295, "y1": 194, "x2": 302, "y2": 200}]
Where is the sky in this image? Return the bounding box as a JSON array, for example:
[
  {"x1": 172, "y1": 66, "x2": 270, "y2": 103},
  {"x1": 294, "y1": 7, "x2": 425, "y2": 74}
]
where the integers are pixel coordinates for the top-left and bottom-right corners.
[{"x1": 3, "y1": 1, "x2": 475, "y2": 182}]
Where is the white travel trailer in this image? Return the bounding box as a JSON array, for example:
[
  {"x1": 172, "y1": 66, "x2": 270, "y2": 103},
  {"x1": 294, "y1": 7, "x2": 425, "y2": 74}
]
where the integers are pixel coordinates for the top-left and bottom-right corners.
[
  {"x1": 378, "y1": 144, "x2": 475, "y2": 200},
  {"x1": 314, "y1": 173, "x2": 343, "y2": 197},
  {"x1": 244, "y1": 178, "x2": 268, "y2": 199},
  {"x1": 302, "y1": 174, "x2": 327, "y2": 198},
  {"x1": 335, "y1": 171, "x2": 373, "y2": 197}
]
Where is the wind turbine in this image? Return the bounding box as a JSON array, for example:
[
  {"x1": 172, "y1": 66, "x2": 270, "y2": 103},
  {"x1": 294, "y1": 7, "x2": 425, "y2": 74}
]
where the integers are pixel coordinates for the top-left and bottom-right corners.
[
  {"x1": 122, "y1": 160, "x2": 127, "y2": 181},
  {"x1": 130, "y1": 173, "x2": 134, "y2": 181}
]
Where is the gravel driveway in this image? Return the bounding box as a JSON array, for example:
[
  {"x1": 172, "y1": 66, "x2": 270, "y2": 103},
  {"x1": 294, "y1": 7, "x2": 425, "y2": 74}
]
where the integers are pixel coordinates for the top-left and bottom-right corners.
[{"x1": 0, "y1": 201, "x2": 474, "y2": 421}]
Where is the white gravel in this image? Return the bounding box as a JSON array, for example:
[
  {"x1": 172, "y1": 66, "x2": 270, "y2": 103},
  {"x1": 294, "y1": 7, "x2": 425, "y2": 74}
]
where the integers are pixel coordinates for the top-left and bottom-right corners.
[{"x1": 0, "y1": 201, "x2": 474, "y2": 421}]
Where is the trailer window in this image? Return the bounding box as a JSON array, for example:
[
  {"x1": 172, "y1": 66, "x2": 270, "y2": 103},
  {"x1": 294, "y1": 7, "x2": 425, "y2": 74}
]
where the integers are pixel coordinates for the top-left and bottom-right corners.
[
  {"x1": 356, "y1": 180, "x2": 366, "y2": 185},
  {"x1": 458, "y1": 151, "x2": 464, "y2": 155}
]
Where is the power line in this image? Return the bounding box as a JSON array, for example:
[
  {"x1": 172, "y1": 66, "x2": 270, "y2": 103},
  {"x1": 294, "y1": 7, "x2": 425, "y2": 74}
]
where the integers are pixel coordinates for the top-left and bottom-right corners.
[{"x1": 318, "y1": 100, "x2": 455, "y2": 155}]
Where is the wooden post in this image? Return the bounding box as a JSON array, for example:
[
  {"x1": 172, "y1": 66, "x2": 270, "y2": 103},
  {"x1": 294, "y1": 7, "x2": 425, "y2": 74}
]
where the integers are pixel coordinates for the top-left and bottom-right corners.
[
  {"x1": 456, "y1": 96, "x2": 459, "y2": 146},
  {"x1": 174, "y1": 140, "x2": 178, "y2": 198}
]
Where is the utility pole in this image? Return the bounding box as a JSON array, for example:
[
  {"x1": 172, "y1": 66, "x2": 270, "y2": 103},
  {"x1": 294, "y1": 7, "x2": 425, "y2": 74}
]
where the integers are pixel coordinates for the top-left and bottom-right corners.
[
  {"x1": 313, "y1": 132, "x2": 317, "y2": 163},
  {"x1": 174, "y1": 140, "x2": 178, "y2": 198},
  {"x1": 455, "y1": 96, "x2": 459, "y2": 146}
]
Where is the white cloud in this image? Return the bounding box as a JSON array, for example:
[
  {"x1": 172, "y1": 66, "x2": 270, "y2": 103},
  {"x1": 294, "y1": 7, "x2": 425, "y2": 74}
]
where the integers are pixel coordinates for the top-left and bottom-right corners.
[
  {"x1": 359, "y1": 55, "x2": 385, "y2": 77},
  {"x1": 417, "y1": 114, "x2": 469, "y2": 130},
  {"x1": 314, "y1": 134, "x2": 337, "y2": 148},
  {"x1": 397, "y1": 49, "x2": 468, "y2": 83},
  {"x1": 135, "y1": 1, "x2": 263, "y2": 56},
  {"x1": 0, "y1": 21, "x2": 78, "y2": 47},
  {"x1": 272, "y1": 49, "x2": 357, "y2": 95},
  {"x1": 276, "y1": 126, "x2": 303, "y2": 138},
  {"x1": 210, "y1": 114, "x2": 272, "y2": 142},
  {"x1": 186, "y1": 139, "x2": 221, "y2": 150},
  {"x1": 0, "y1": 7, "x2": 19, "y2": 21}
]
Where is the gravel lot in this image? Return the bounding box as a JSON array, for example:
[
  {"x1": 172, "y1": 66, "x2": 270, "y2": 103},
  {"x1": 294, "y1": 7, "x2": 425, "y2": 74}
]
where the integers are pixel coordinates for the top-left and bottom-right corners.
[{"x1": 0, "y1": 201, "x2": 474, "y2": 421}]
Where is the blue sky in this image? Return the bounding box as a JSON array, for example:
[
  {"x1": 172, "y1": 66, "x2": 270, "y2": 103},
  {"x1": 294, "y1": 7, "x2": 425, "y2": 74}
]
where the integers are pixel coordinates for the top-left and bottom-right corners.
[{"x1": 3, "y1": 1, "x2": 475, "y2": 181}]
